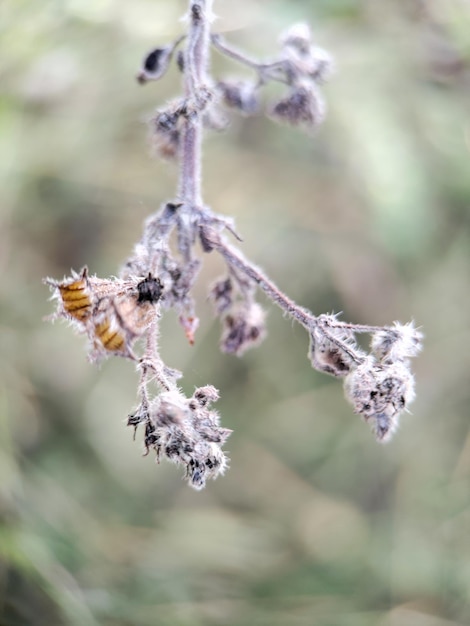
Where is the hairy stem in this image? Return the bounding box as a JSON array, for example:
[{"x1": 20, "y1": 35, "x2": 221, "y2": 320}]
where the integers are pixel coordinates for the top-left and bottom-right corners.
[
  {"x1": 211, "y1": 34, "x2": 290, "y2": 85},
  {"x1": 178, "y1": 0, "x2": 213, "y2": 207},
  {"x1": 206, "y1": 229, "x2": 315, "y2": 329}
]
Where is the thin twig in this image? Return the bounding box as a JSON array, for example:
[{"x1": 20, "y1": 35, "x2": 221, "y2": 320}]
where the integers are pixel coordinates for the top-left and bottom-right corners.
[{"x1": 205, "y1": 228, "x2": 315, "y2": 329}]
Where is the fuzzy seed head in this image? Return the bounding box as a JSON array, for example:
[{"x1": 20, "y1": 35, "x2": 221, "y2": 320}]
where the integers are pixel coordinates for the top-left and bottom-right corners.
[
  {"x1": 141, "y1": 389, "x2": 230, "y2": 490},
  {"x1": 344, "y1": 357, "x2": 416, "y2": 442}
]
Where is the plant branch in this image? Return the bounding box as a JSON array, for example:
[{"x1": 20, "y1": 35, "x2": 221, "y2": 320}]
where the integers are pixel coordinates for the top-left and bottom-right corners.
[
  {"x1": 211, "y1": 33, "x2": 290, "y2": 85},
  {"x1": 204, "y1": 228, "x2": 315, "y2": 329},
  {"x1": 178, "y1": 0, "x2": 213, "y2": 207}
]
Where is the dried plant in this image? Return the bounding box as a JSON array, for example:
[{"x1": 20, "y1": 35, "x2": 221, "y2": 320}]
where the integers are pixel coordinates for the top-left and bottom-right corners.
[{"x1": 45, "y1": 0, "x2": 422, "y2": 489}]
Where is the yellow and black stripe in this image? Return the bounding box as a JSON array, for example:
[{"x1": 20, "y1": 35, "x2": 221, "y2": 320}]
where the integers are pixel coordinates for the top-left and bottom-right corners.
[
  {"x1": 58, "y1": 276, "x2": 92, "y2": 322},
  {"x1": 94, "y1": 318, "x2": 126, "y2": 353}
]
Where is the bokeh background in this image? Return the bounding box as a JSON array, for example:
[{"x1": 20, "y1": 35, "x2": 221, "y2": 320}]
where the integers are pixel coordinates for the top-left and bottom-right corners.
[{"x1": 1, "y1": 0, "x2": 470, "y2": 624}]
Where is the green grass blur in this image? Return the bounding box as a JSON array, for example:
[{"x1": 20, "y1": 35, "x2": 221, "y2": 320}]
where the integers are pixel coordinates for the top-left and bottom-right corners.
[{"x1": 1, "y1": 0, "x2": 470, "y2": 624}]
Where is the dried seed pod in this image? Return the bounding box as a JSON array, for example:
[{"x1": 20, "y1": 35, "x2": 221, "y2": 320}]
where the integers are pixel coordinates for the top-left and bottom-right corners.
[
  {"x1": 269, "y1": 84, "x2": 325, "y2": 129},
  {"x1": 309, "y1": 324, "x2": 361, "y2": 377},
  {"x1": 220, "y1": 302, "x2": 266, "y2": 356},
  {"x1": 344, "y1": 357, "x2": 416, "y2": 442},
  {"x1": 143, "y1": 390, "x2": 230, "y2": 490},
  {"x1": 217, "y1": 80, "x2": 260, "y2": 116},
  {"x1": 137, "y1": 45, "x2": 174, "y2": 84},
  {"x1": 190, "y1": 385, "x2": 220, "y2": 409}
]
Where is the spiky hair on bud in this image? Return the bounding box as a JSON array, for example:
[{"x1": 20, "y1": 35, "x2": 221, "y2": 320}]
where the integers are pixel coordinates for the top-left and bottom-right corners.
[
  {"x1": 344, "y1": 357, "x2": 416, "y2": 442},
  {"x1": 371, "y1": 322, "x2": 423, "y2": 363}
]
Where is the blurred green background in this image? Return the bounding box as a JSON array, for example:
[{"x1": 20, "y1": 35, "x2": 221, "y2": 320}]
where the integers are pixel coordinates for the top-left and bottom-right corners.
[{"x1": 1, "y1": 0, "x2": 470, "y2": 624}]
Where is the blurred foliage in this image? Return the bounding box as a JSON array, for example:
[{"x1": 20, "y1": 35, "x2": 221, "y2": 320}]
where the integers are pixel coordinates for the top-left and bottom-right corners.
[{"x1": 1, "y1": 0, "x2": 470, "y2": 624}]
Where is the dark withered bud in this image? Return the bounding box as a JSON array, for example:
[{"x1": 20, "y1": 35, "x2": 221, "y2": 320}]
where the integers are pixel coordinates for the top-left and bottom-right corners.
[
  {"x1": 221, "y1": 302, "x2": 266, "y2": 356},
  {"x1": 191, "y1": 3, "x2": 202, "y2": 21},
  {"x1": 127, "y1": 403, "x2": 150, "y2": 441},
  {"x1": 209, "y1": 277, "x2": 233, "y2": 315},
  {"x1": 127, "y1": 405, "x2": 149, "y2": 429},
  {"x1": 137, "y1": 46, "x2": 173, "y2": 84},
  {"x1": 270, "y1": 84, "x2": 325, "y2": 129},
  {"x1": 217, "y1": 80, "x2": 260, "y2": 116},
  {"x1": 137, "y1": 274, "x2": 163, "y2": 304}
]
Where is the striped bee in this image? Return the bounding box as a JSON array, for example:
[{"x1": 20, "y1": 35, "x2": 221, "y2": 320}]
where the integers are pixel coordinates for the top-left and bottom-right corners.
[{"x1": 46, "y1": 269, "x2": 163, "y2": 359}]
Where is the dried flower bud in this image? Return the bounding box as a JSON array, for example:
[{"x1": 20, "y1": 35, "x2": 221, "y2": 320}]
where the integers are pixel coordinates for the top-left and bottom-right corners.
[
  {"x1": 143, "y1": 389, "x2": 230, "y2": 489},
  {"x1": 371, "y1": 322, "x2": 423, "y2": 364},
  {"x1": 309, "y1": 322, "x2": 363, "y2": 377},
  {"x1": 220, "y1": 302, "x2": 266, "y2": 356},
  {"x1": 217, "y1": 80, "x2": 260, "y2": 116},
  {"x1": 190, "y1": 385, "x2": 220, "y2": 409},
  {"x1": 137, "y1": 46, "x2": 173, "y2": 84},
  {"x1": 209, "y1": 277, "x2": 233, "y2": 315},
  {"x1": 344, "y1": 357, "x2": 416, "y2": 442},
  {"x1": 269, "y1": 84, "x2": 325, "y2": 129},
  {"x1": 281, "y1": 23, "x2": 312, "y2": 55}
]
